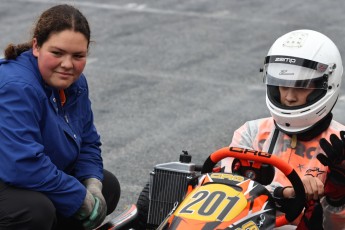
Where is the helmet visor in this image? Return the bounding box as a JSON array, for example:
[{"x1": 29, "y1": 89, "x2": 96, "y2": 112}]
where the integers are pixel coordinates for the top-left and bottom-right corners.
[{"x1": 263, "y1": 55, "x2": 329, "y2": 89}]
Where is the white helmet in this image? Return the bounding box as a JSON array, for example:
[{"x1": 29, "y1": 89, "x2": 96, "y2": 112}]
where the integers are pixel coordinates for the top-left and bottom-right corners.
[{"x1": 263, "y1": 29, "x2": 343, "y2": 134}]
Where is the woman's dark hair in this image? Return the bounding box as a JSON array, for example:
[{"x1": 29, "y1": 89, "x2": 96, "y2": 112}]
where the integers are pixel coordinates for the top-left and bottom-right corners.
[{"x1": 4, "y1": 4, "x2": 91, "y2": 60}]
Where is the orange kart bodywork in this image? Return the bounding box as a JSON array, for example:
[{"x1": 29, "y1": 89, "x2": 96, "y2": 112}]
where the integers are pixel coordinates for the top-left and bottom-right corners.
[
  {"x1": 98, "y1": 147, "x2": 305, "y2": 230},
  {"x1": 166, "y1": 173, "x2": 275, "y2": 229}
]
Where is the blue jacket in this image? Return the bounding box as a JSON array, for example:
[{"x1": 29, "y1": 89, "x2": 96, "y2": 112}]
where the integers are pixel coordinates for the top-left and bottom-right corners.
[{"x1": 0, "y1": 50, "x2": 103, "y2": 217}]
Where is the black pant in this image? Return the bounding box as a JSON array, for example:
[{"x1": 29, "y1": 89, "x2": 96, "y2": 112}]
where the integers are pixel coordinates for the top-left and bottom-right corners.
[{"x1": 0, "y1": 169, "x2": 121, "y2": 230}]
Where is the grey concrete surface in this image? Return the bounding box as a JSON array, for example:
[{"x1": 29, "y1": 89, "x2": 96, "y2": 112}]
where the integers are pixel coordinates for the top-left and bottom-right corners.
[{"x1": 1, "y1": 0, "x2": 345, "y2": 222}]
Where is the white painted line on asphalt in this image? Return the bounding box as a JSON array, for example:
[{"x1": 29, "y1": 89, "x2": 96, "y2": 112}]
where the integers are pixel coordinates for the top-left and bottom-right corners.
[
  {"x1": 5, "y1": 0, "x2": 290, "y2": 24},
  {"x1": 5, "y1": 0, "x2": 211, "y2": 18}
]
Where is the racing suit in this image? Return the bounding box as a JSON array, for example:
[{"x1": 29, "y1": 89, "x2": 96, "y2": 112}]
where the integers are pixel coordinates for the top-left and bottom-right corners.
[{"x1": 221, "y1": 116, "x2": 345, "y2": 229}]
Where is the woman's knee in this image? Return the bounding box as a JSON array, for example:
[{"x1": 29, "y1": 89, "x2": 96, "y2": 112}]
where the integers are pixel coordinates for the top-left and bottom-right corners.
[
  {"x1": 0, "y1": 188, "x2": 56, "y2": 230},
  {"x1": 28, "y1": 192, "x2": 56, "y2": 229}
]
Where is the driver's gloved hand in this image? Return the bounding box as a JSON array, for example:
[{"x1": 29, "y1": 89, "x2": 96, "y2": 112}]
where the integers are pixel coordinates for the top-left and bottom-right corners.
[
  {"x1": 318, "y1": 131, "x2": 345, "y2": 206},
  {"x1": 273, "y1": 187, "x2": 323, "y2": 229}
]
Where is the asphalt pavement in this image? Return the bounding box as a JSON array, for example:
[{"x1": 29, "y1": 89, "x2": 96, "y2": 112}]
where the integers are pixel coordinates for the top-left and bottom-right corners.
[{"x1": 1, "y1": 0, "x2": 345, "y2": 220}]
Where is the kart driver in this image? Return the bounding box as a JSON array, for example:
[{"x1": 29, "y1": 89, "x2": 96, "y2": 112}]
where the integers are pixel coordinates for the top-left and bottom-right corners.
[{"x1": 221, "y1": 29, "x2": 345, "y2": 229}]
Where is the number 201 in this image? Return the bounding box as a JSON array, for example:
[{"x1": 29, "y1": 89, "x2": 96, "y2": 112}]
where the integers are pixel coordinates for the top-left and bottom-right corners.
[{"x1": 179, "y1": 190, "x2": 240, "y2": 221}]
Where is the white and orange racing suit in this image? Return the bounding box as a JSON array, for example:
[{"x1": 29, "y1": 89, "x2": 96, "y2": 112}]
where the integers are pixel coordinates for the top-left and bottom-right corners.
[{"x1": 221, "y1": 117, "x2": 345, "y2": 229}]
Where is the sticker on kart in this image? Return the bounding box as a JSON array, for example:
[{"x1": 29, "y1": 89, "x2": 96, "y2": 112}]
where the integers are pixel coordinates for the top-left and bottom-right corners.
[{"x1": 174, "y1": 183, "x2": 247, "y2": 222}]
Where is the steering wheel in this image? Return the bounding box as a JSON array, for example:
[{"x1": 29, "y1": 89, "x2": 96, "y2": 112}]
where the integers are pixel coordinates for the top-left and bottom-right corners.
[{"x1": 201, "y1": 146, "x2": 306, "y2": 227}]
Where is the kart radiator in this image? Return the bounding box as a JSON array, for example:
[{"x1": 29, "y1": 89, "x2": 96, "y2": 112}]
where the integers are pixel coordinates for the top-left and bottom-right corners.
[{"x1": 147, "y1": 152, "x2": 197, "y2": 226}]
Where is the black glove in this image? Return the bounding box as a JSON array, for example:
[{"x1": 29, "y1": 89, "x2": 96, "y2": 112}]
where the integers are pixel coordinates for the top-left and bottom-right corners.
[
  {"x1": 82, "y1": 178, "x2": 107, "y2": 230},
  {"x1": 317, "y1": 131, "x2": 345, "y2": 205},
  {"x1": 318, "y1": 131, "x2": 345, "y2": 184}
]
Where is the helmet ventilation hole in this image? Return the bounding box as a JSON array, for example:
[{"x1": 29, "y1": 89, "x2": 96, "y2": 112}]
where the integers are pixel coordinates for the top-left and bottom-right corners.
[
  {"x1": 283, "y1": 32, "x2": 308, "y2": 48},
  {"x1": 301, "y1": 109, "x2": 311, "y2": 113}
]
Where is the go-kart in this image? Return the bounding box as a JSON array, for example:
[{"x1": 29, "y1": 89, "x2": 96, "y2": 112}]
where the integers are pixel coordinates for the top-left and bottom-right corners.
[{"x1": 97, "y1": 146, "x2": 306, "y2": 230}]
